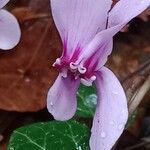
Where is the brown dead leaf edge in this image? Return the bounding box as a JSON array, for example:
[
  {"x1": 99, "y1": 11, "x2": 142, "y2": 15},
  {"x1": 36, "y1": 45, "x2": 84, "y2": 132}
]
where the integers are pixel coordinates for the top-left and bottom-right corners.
[{"x1": 0, "y1": 8, "x2": 61, "y2": 111}]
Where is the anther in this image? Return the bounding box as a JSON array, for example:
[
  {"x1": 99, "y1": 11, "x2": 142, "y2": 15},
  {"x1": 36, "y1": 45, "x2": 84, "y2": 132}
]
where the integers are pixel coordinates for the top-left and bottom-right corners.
[
  {"x1": 70, "y1": 62, "x2": 78, "y2": 70},
  {"x1": 60, "y1": 69, "x2": 68, "y2": 78},
  {"x1": 90, "y1": 75, "x2": 96, "y2": 81},
  {"x1": 75, "y1": 74, "x2": 79, "y2": 80},
  {"x1": 78, "y1": 66, "x2": 87, "y2": 74},
  {"x1": 52, "y1": 58, "x2": 61, "y2": 67},
  {"x1": 81, "y1": 78, "x2": 92, "y2": 86}
]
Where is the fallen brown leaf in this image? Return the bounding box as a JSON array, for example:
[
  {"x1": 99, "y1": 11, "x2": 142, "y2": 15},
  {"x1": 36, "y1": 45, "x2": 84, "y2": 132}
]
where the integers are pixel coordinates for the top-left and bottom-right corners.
[{"x1": 0, "y1": 0, "x2": 61, "y2": 112}]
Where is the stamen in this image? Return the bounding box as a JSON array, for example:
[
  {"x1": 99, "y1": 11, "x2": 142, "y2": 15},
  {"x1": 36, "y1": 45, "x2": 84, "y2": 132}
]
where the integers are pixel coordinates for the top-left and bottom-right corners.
[
  {"x1": 70, "y1": 62, "x2": 78, "y2": 70},
  {"x1": 75, "y1": 74, "x2": 79, "y2": 80},
  {"x1": 52, "y1": 58, "x2": 61, "y2": 67},
  {"x1": 90, "y1": 75, "x2": 96, "y2": 81},
  {"x1": 78, "y1": 66, "x2": 87, "y2": 74},
  {"x1": 81, "y1": 78, "x2": 92, "y2": 86},
  {"x1": 60, "y1": 69, "x2": 68, "y2": 78}
]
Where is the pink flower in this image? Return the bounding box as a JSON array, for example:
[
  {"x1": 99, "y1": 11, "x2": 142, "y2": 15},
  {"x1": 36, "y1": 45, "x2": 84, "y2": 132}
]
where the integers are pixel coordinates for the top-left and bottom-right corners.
[
  {"x1": 0, "y1": 0, "x2": 20, "y2": 50},
  {"x1": 47, "y1": 0, "x2": 150, "y2": 149}
]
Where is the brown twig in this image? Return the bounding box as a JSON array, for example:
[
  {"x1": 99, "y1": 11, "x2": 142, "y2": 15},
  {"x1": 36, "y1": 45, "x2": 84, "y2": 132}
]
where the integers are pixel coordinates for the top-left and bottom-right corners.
[
  {"x1": 128, "y1": 76, "x2": 150, "y2": 116},
  {"x1": 122, "y1": 60, "x2": 150, "y2": 115}
]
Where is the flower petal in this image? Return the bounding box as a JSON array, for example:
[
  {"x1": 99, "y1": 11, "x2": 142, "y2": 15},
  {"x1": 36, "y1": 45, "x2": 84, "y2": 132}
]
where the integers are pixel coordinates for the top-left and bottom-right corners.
[
  {"x1": 80, "y1": 0, "x2": 150, "y2": 61},
  {"x1": 95, "y1": 40, "x2": 113, "y2": 70},
  {"x1": 83, "y1": 39, "x2": 113, "y2": 72},
  {"x1": 108, "y1": 0, "x2": 150, "y2": 29},
  {"x1": 90, "y1": 67, "x2": 128, "y2": 150},
  {"x1": 51, "y1": 0, "x2": 112, "y2": 57},
  {"x1": 0, "y1": 0, "x2": 9, "y2": 9},
  {"x1": 47, "y1": 74, "x2": 80, "y2": 121},
  {"x1": 0, "y1": 10, "x2": 21, "y2": 50}
]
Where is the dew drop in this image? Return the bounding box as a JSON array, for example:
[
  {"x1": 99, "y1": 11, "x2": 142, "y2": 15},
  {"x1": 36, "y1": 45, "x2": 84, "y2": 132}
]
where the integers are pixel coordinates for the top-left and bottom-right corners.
[
  {"x1": 100, "y1": 131, "x2": 106, "y2": 138},
  {"x1": 78, "y1": 146, "x2": 82, "y2": 150},
  {"x1": 113, "y1": 91, "x2": 118, "y2": 95},
  {"x1": 141, "y1": 0, "x2": 145, "y2": 4},
  {"x1": 118, "y1": 124, "x2": 124, "y2": 130},
  {"x1": 50, "y1": 102, "x2": 53, "y2": 106},
  {"x1": 121, "y1": 110, "x2": 127, "y2": 116},
  {"x1": 109, "y1": 121, "x2": 115, "y2": 125}
]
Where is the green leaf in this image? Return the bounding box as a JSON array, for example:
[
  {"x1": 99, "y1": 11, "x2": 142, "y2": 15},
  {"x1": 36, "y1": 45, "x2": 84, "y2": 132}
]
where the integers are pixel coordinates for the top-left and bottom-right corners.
[
  {"x1": 8, "y1": 120, "x2": 90, "y2": 150},
  {"x1": 76, "y1": 84, "x2": 97, "y2": 118}
]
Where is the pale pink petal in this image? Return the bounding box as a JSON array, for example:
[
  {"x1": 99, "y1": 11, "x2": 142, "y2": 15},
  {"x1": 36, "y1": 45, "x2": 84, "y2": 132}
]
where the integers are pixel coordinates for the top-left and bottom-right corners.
[
  {"x1": 0, "y1": 0, "x2": 9, "y2": 9},
  {"x1": 47, "y1": 74, "x2": 80, "y2": 121},
  {"x1": 0, "y1": 10, "x2": 21, "y2": 50},
  {"x1": 103, "y1": 0, "x2": 150, "y2": 37},
  {"x1": 51, "y1": 0, "x2": 112, "y2": 57},
  {"x1": 90, "y1": 67, "x2": 128, "y2": 150},
  {"x1": 95, "y1": 40, "x2": 113, "y2": 70},
  {"x1": 83, "y1": 39, "x2": 113, "y2": 72},
  {"x1": 108, "y1": 0, "x2": 150, "y2": 29},
  {"x1": 80, "y1": 0, "x2": 150, "y2": 62}
]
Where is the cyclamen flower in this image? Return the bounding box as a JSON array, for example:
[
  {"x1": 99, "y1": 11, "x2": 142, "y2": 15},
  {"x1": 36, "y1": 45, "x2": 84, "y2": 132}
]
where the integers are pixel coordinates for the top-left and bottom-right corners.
[
  {"x1": 0, "y1": 0, "x2": 20, "y2": 50},
  {"x1": 47, "y1": 0, "x2": 150, "y2": 149}
]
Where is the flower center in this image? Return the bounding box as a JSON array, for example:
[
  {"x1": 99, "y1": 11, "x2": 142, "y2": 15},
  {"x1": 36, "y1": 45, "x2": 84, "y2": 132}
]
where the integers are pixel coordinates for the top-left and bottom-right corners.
[{"x1": 53, "y1": 58, "x2": 96, "y2": 86}]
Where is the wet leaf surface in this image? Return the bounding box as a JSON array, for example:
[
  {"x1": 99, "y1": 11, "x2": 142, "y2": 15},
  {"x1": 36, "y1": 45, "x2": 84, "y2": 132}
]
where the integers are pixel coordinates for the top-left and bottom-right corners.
[{"x1": 8, "y1": 120, "x2": 90, "y2": 150}]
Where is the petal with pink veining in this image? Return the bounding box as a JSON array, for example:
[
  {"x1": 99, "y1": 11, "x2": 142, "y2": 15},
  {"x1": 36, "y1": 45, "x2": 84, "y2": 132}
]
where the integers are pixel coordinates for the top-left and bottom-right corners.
[
  {"x1": 47, "y1": 74, "x2": 80, "y2": 121},
  {"x1": 108, "y1": 0, "x2": 150, "y2": 29},
  {"x1": 80, "y1": 0, "x2": 150, "y2": 62},
  {"x1": 51, "y1": 0, "x2": 112, "y2": 57},
  {"x1": 83, "y1": 39, "x2": 113, "y2": 73},
  {"x1": 90, "y1": 67, "x2": 128, "y2": 150},
  {"x1": 0, "y1": 10, "x2": 21, "y2": 50}
]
